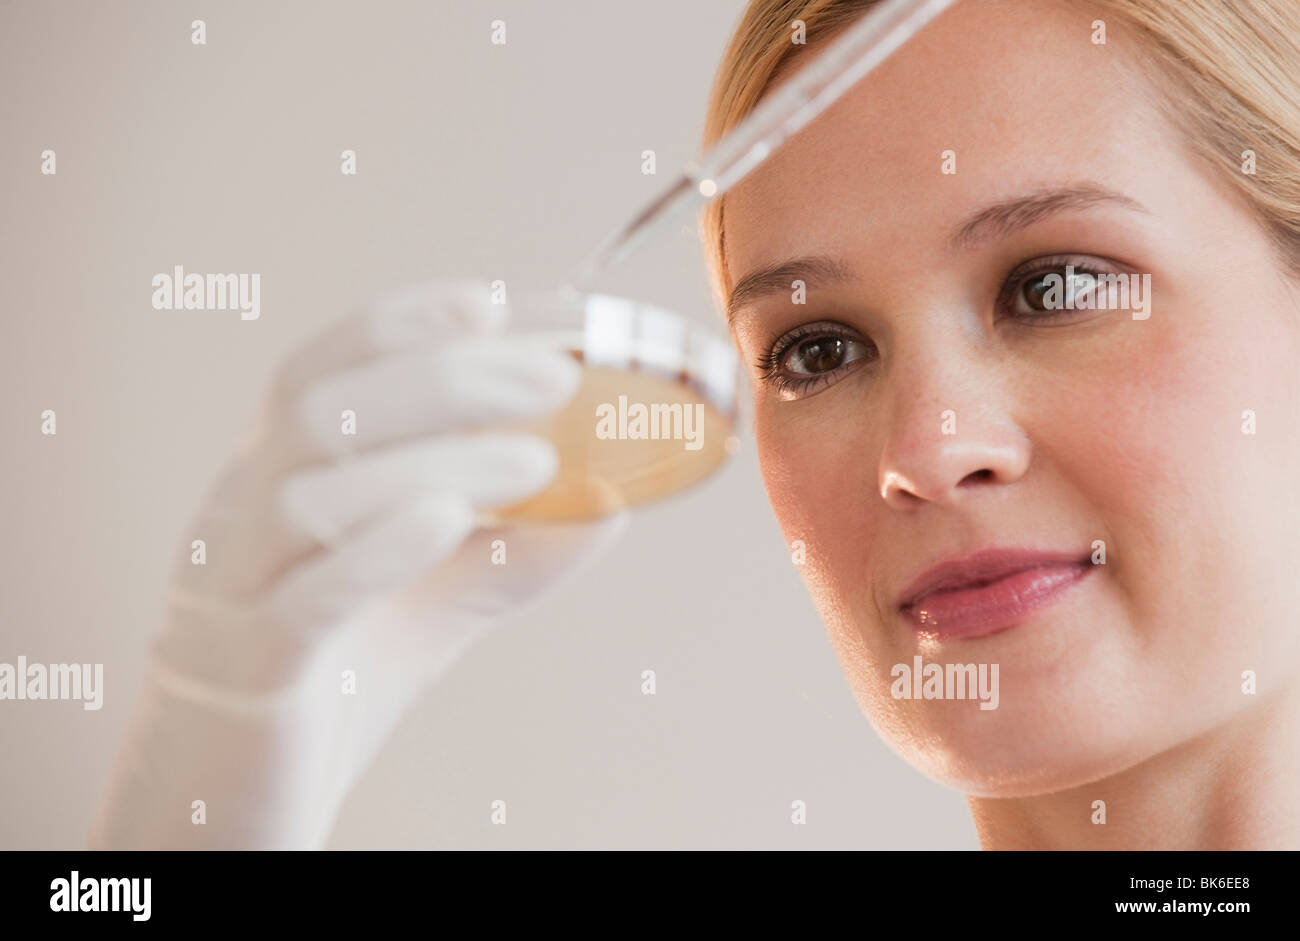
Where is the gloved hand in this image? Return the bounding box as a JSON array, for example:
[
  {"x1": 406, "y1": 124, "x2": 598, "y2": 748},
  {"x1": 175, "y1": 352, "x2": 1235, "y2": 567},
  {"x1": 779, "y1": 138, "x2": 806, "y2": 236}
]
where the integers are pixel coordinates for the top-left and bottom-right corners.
[{"x1": 87, "y1": 280, "x2": 628, "y2": 849}]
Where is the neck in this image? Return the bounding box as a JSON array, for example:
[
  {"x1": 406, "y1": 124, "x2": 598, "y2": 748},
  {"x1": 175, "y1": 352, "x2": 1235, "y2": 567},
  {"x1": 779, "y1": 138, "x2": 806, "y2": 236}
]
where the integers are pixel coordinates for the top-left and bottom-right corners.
[{"x1": 967, "y1": 684, "x2": 1300, "y2": 850}]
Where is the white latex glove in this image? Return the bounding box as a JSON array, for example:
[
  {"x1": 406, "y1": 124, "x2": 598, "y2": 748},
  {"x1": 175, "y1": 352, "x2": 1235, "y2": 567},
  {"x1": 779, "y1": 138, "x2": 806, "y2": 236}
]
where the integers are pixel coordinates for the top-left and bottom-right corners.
[{"x1": 87, "y1": 280, "x2": 628, "y2": 849}]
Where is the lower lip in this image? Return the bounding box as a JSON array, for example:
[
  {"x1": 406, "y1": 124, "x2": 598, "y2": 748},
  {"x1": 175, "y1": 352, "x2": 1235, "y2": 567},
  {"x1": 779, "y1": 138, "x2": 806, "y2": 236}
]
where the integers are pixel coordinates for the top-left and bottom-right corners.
[{"x1": 901, "y1": 563, "x2": 1094, "y2": 640}]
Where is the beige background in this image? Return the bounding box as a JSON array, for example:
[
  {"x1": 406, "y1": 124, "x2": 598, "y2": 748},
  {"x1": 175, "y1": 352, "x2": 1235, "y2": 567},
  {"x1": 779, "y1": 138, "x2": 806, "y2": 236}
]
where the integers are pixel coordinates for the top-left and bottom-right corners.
[{"x1": 0, "y1": 0, "x2": 975, "y2": 848}]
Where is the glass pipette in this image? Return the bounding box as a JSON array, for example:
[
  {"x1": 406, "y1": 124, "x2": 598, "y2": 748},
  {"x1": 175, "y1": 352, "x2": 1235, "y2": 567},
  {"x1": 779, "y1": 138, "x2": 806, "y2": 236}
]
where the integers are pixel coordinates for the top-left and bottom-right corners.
[{"x1": 564, "y1": 0, "x2": 958, "y2": 293}]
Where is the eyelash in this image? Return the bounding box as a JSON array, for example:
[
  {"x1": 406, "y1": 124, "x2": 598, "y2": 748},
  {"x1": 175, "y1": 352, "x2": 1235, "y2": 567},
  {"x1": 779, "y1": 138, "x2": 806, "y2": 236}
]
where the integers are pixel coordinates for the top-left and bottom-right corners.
[
  {"x1": 995, "y1": 254, "x2": 1108, "y2": 321},
  {"x1": 758, "y1": 254, "x2": 1111, "y2": 397},
  {"x1": 756, "y1": 322, "x2": 866, "y2": 397}
]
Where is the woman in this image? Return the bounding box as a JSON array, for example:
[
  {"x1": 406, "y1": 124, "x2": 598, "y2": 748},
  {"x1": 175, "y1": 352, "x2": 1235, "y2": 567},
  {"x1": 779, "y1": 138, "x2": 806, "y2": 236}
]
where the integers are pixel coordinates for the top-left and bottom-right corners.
[
  {"x1": 703, "y1": 0, "x2": 1300, "y2": 849},
  {"x1": 90, "y1": 0, "x2": 1300, "y2": 849}
]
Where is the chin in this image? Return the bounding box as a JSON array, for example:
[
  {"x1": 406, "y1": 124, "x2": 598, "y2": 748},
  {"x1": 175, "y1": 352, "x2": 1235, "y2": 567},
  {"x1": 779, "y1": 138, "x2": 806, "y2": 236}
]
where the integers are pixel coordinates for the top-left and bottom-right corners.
[{"x1": 855, "y1": 686, "x2": 1174, "y2": 798}]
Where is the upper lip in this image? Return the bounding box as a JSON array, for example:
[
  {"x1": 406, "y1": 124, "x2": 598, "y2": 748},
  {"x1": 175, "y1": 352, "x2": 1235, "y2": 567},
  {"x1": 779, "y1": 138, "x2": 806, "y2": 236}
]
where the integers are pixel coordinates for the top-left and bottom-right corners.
[{"x1": 896, "y1": 547, "x2": 1091, "y2": 610}]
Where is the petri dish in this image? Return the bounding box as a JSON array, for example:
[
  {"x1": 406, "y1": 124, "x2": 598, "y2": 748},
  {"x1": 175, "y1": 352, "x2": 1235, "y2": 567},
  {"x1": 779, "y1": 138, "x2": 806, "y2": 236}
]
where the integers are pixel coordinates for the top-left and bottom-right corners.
[{"x1": 480, "y1": 289, "x2": 742, "y2": 523}]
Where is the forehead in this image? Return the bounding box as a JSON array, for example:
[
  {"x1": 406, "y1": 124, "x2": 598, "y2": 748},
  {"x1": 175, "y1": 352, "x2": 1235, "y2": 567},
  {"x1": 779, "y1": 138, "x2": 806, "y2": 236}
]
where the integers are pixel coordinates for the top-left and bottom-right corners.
[{"x1": 722, "y1": 0, "x2": 1171, "y2": 280}]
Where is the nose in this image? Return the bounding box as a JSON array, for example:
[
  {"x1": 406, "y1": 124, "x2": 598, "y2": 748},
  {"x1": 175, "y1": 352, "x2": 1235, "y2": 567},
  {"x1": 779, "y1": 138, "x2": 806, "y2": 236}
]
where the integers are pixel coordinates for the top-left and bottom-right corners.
[{"x1": 877, "y1": 353, "x2": 1031, "y2": 510}]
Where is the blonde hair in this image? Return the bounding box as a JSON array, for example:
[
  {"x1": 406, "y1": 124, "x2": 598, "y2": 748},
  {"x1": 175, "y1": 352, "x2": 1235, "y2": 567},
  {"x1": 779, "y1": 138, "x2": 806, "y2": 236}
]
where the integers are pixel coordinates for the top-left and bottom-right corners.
[{"x1": 699, "y1": 0, "x2": 1300, "y2": 311}]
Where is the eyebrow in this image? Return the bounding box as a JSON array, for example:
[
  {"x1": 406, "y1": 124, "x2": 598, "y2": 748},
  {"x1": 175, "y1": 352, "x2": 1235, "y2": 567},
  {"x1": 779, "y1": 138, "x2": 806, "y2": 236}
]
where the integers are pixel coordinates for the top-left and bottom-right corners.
[
  {"x1": 725, "y1": 183, "x2": 1149, "y2": 328},
  {"x1": 948, "y1": 183, "x2": 1148, "y2": 251},
  {"x1": 726, "y1": 255, "x2": 857, "y2": 329}
]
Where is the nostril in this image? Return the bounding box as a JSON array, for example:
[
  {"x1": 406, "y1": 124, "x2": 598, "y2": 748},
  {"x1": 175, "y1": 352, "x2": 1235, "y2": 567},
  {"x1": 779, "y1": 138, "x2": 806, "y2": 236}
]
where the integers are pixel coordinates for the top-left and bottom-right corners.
[{"x1": 960, "y1": 468, "x2": 995, "y2": 485}]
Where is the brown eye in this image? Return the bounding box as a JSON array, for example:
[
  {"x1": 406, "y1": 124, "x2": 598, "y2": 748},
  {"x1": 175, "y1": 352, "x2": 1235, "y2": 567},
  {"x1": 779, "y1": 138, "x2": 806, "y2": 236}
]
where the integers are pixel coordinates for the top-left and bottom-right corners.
[
  {"x1": 762, "y1": 322, "x2": 875, "y2": 397},
  {"x1": 787, "y1": 336, "x2": 847, "y2": 374},
  {"x1": 1007, "y1": 261, "x2": 1107, "y2": 318},
  {"x1": 1021, "y1": 274, "x2": 1055, "y2": 311},
  {"x1": 780, "y1": 333, "x2": 871, "y2": 377}
]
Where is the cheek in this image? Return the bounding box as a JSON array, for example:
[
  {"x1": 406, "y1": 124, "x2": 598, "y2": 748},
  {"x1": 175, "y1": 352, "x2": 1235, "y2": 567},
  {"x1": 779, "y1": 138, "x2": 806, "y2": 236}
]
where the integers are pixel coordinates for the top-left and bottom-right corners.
[
  {"x1": 754, "y1": 400, "x2": 910, "y2": 731},
  {"x1": 1036, "y1": 326, "x2": 1207, "y2": 539},
  {"x1": 1033, "y1": 303, "x2": 1300, "y2": 689},
  {"x1": 754, "y1": 402, "x2": 881, "y2": 603}
]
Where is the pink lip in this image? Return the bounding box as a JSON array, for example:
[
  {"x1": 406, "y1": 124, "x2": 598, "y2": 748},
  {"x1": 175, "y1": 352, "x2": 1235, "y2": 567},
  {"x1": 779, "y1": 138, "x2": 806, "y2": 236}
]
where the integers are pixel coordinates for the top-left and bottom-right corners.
[{"x1": 897, "y1": 548, "x2": 1094, "y2": 640}]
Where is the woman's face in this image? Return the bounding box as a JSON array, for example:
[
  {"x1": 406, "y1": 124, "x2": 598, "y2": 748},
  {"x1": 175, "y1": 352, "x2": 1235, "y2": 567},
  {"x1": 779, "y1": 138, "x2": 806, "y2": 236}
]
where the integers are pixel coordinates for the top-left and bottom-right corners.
[{"x1": 723, "y1": 0, "x2": 1300, "y2": 796}]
